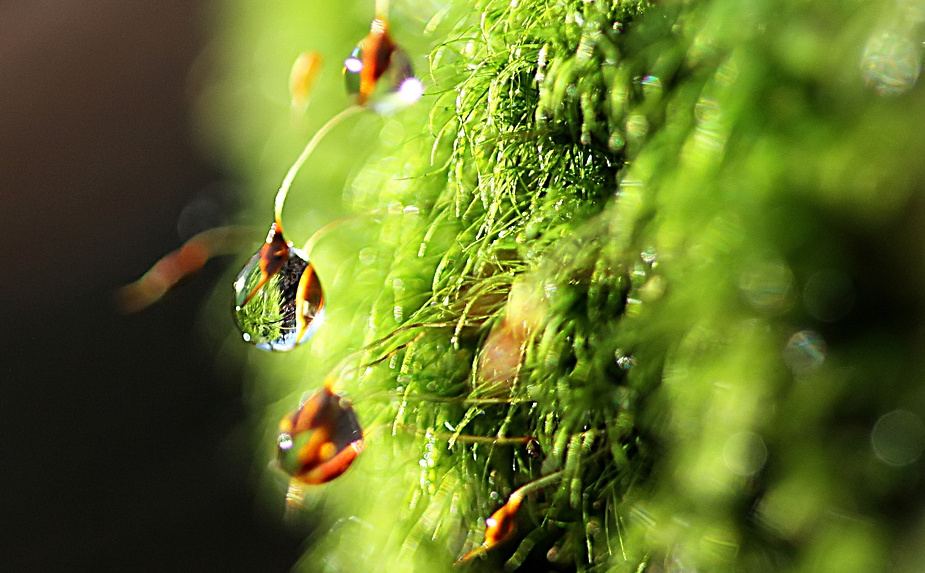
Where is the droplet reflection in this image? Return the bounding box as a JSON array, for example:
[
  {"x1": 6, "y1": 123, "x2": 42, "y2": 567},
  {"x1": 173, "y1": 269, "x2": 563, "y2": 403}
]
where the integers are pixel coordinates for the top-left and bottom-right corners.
[
  {"x1": 233, "y1": 224, "x2": 324, "y2": 351},
  {"x1": 277, "y1": 386, "x2": 364, "y2": 484}
]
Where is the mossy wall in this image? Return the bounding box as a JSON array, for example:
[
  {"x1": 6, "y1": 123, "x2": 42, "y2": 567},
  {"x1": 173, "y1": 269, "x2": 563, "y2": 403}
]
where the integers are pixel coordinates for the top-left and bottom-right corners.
[{"x1": 203, "y1": 0, "x2": 925, "y2": 570}]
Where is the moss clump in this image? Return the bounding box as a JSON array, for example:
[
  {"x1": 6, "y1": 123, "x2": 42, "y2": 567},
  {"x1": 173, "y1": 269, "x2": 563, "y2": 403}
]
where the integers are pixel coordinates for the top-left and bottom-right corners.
[{"x1": 209, "y1": 0, "x2": 925, "y2": 571}]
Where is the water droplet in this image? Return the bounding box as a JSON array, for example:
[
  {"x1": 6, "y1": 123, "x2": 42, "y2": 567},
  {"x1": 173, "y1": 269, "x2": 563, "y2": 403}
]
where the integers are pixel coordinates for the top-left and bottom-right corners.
[
  {"x1": 871, "y1": 409, "x2": 925, "y2": 467},
  {"x1": 543, "y1": 281, "x2": 558, "y2": 299},
  {"x1": 640, "y1": 75, "x2": 662, "y2": 99},
  {"x1": 233, "y1": 224, "x2": 324, "y2": 351},
  {"x1": 723, "y1": 431, "x2": 768, "y2": 476},
  {"x1": 277, "y1": 387, "x2": 364, "y2": 484},
  {"x1": 783, "y1": 330, "x2": 825, "y2": 375},
  {"x1": 615, "y1": 352, "x2": 636, "y2": 370},
  {"x1": 860, "y1": 31, "x2": 921, "y2": 96},
  {"x1": 344, "y1": 18, "x2": 422, "y2": 113},
  {"x1": 358, "y1": 247, "x2": 377, "y2": 265},
  {"x1": 739, "y1": 259, "x2": 793, "y2": 313}
]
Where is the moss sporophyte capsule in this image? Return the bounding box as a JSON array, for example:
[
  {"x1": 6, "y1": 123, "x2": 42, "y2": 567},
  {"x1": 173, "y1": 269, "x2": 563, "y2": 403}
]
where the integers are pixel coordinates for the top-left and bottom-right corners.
[
  {"x1": 233, "y1": 221, "x2": 325, "y2": 351},
  {"x1": 277, "y1": 385, "x2": 364, "y2": 485}
]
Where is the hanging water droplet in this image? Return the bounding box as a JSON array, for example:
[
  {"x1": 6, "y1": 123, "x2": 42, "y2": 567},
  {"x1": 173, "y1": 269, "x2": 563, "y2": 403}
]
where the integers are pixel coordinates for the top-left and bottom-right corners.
[
  {"x1": 277, "y1": 386, "x2": 364, "y2": 484},
  {"x1": 233, "y1": 224, "x2": 325, "y2": 351},
  {"x1": 343, "y1": 17, "x2": 423, "y2": 113}
]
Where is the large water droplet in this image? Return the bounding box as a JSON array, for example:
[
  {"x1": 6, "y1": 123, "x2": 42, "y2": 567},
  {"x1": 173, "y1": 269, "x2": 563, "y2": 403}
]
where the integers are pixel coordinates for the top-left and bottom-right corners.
[
  {"x1": 233, "y1": 225, "x2": 324, "y2": 351},
  {"x1": 277, "y1": 386, "x2": 364, "y2": 484},
  {"x1": 343, "y1": 18, "x2": 422, "y2": 113}
]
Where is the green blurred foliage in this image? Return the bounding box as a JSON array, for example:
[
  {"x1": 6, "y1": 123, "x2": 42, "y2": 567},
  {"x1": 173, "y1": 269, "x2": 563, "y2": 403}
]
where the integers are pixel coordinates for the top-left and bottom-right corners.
[{"x1": 202, "y1": 0, "x2": 925, "y2": 571}]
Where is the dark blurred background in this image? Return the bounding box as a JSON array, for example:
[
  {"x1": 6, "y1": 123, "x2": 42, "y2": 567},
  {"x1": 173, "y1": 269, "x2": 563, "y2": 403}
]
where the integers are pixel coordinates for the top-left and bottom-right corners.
[{"x1": 0, "y1": 1, "x2": 301, "y2": 569}]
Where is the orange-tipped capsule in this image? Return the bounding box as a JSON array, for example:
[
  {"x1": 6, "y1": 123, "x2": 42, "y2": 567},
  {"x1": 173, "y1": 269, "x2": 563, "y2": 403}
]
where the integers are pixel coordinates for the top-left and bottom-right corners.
[
  {"x1": 277, "y1": 385, "x2": 364, "y2": 485},
  {"x1": 289, "y1": 51, "x2": 322, "y2": 113},
  {"x1": 233, "y1": 221, "x2": 325, "y2": 351},
  {"x1": 343, "y1": 18, "x2": 423, "y2": 113},
  {"x1": 457, "y1": 492, "x2": 525, "y2": 563}
]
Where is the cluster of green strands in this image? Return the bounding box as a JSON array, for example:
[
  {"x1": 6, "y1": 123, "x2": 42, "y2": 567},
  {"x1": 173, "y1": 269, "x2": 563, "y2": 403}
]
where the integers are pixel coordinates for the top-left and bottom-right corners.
[{"x1": 210, "y1": 0, "x2": 925, "y2": 571}]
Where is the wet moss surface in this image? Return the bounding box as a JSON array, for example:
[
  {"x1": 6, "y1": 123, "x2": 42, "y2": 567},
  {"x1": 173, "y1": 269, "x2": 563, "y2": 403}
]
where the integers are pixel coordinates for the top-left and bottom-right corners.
[{"x1": 213, "y1": 0, "x2": 925, "y2": 570}]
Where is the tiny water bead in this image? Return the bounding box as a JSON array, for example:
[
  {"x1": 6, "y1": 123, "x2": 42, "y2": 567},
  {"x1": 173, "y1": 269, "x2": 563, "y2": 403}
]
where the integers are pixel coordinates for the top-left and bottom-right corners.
[
  {"x1": 233, "y1": 223, "x2": 325, "y2": 351},
  {"x1": 783, "y1": 329, "x2": 826, "y2": 375},
  {"x1": 277, "y1": 385, "x2": 364, "y2": 485},
  {"x1": 343, "y1": 18, "x2": 423, "y2": 113},
  {"x1": 870, "y1": 409, "x2": 925, "y2": 467}
]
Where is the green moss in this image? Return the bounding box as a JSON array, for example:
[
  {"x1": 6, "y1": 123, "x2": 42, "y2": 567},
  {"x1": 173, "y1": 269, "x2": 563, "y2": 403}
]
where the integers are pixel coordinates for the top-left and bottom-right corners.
[{"x1": 209, "y1": 0, "x2": 925, "y2": 570}]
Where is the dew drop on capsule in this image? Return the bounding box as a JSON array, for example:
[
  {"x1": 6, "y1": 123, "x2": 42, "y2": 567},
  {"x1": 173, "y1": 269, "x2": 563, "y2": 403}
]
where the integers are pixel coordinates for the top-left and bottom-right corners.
[
  {"x1": 343, "y1": 18, "x2": 423, "y2": 113},
  {"x1": 232, "y1": 224, "x2": 325, "y2": 351}
]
